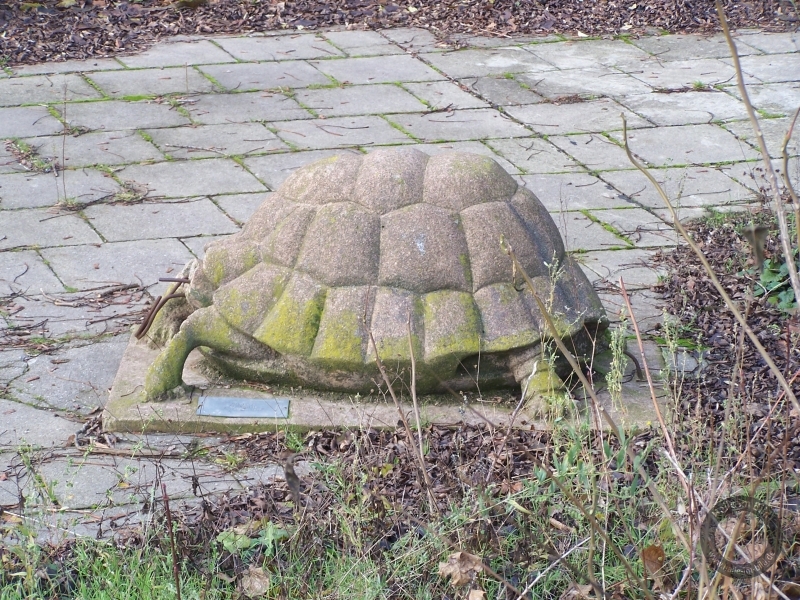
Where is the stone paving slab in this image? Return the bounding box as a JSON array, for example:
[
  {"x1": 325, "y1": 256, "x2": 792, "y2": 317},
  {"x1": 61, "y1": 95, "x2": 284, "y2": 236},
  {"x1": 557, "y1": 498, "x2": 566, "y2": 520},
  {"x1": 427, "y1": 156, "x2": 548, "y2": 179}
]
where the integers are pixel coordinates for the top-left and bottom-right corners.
[
  {"x1": 629, "y1": 33, "x2": 752, "y2": 61},
  {"x1": 87, "y1": 67, "x2": 218, "y2": 98},
  {"x1": 578, "y1": 248, "x2": 665, "y2": 290},
  {"x1": 84, "y1": 199, "x2": 238, "y2": 242},
  {"x1": 40, "y1": 239, "x2": 193, "y2": 290},
  {"x1": 271, "y1": 115, "x2": 413, "y2": 148},
  {"x1": 521, "y1": 172, "x2": 631, "y2": 211},
  {"x1": 526, "y1": 39, "x2": 651, "y2": 70},
  {"x1": 104, "y1": 334, "x2": 665, "y2": 435},
  {"x1": 11, "y1": 57, "x2": 124, "y2": 76},
  {"x1": 723, "y1": 117, "x2": 800, "y2": 157},
  {"x1": 1, "y1": 209, "x2": 101, "y2": 250},
  {"x1": 0, "y1": 106, "x2": 65, "y2": 138},
  {"x1": 117, "y1": 158, "x2": 266, "y2": 198},
  {"x1": 485, "y1": 138, "x2": 583, "y2": 174},
  {"x1": 312, "y1": 53, "x2": 445, "y2": 84},
  {"x1": 213, "y1": 192, "x2": 271, "y2": 224},
  {"x1": 387, "y1": 108, "x2": 530, "y2": 142},
  {"x1": 548, "y1": 134, "x2": 637, "y2": 171},
  {"x1": 58, "y1": 99, "x2": 190, "y2": 131},
  {"x1": 599, "y1": 166, "x2": 756, "y2": 209},
  {"x1": 460, "y1": 76, "x2": 544, "y2": 106},
  {"x1": 323, "y1": 30, "x2": 404, "y2": 57},
  {"x1": 504, "y1": 98, "x2": 650, "y2": 135},
  {"x1": 611, "y1": 123, "x2": 761, "y2": 166},
  {"x1": 213, "y1": 34, "x2": 343, "y2": 62},
  {"x1": 0, "y1": 399, "x2": 78, "y2": 449},
  {"x1": 553, "y1": 212, "x2": 630, "y2": 252},
  {"x1": 199, "y1": 61, "x2": 332, "y2": 91},
  {"x1": 0, "y1": 169, "x2": 120, "y2": 210},
  {"x1": 0, "y1": 250, "x2": 64, "y2": 295},
  {"x1": 186, "y1": 91, "x2": 314, "y2": 125},
  {"x1": 243, "y1": 148, "x2": 358, "y2": 189},
  {"x1": 25, "y1": 130, "x2": 163, "y2": 167},
  {"x1": 403, "y1": 80, "x2": 490, "y2": 110},
  {"x1": 294, "y1": 83, "x2": 427, "y2": 117},
  {"x1": 721, "y1": 52, "x2": 800, "y2": 83},
  {"x1": 0, "y1": 74, "x2": 102, "y2": 107},
  {"x1": 623, "y1": 58, "x2": 752, "y2": 89},
  {"x1": 732, "y1": 83, "x2": 800, "y2": 115},
  {"x1": 517, "y1": 67, "x2": 653, "y2": 100},
  {"x1": 9, "y1": 337, "x2": 128, "y2": 414},
  {"x1": 117, "y1": 40, "x2": 236, "y2": 69},
  {"x1": 736, "y1": 31, "x2": 799, "y2": 54},
  {"x1": 423, "y1": 47, "x2": 556, "y2": 79},
  {"x1": 619, "y1": 90, "x2": 750, "y2": 126},
  {"x1": 143, "y1": 123, "x2": 288, "y2": 159}
]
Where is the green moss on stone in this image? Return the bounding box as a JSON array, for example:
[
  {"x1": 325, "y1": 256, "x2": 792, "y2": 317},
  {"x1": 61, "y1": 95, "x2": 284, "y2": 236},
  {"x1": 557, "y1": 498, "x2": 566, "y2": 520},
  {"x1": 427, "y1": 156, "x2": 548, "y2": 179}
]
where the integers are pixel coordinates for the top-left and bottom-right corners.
[
  {"x1": 422, "y1": 291, "x2": 479, "y2": 367},
  {"x1": 255, "y1": 285, "x2": 326, "y2": 356},
  {"x1": 311, "y1": 308, "x2": 364, "y2": 370}
]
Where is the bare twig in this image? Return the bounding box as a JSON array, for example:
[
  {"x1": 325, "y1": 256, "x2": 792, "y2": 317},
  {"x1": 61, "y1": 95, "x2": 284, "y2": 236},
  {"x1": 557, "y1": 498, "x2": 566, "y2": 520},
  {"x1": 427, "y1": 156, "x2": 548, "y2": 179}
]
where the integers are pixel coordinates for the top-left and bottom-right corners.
[{"x1": 161, "y1": 483, "x2": 182, "y2": 600}]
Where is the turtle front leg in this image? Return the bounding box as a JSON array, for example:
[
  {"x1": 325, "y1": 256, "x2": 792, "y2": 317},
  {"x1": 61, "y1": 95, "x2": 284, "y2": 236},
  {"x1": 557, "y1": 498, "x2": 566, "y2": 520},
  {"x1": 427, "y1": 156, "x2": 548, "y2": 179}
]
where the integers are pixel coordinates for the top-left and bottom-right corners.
[
  {"x1": 144, "y1": 305, "x2": 241, "y2": 401},
  {"x1": 509, "y1": 347, "x2": 566, "y2": 417}
]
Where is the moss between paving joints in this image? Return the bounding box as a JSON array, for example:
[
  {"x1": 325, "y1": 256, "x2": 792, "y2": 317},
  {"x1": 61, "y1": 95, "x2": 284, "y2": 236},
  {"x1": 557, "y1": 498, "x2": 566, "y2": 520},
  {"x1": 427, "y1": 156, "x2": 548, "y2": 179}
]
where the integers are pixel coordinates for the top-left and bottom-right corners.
[{"x1": 104, "y1": 332, "x2": 668, "y2": 434}]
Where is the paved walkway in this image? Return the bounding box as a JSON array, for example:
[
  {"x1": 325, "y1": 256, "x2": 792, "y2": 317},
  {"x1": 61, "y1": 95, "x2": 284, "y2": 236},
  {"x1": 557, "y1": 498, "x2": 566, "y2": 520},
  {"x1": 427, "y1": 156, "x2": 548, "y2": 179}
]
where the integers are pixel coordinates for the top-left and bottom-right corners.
[{"x1": 0, "y1": 27, "x2": 798, "y2": 537}]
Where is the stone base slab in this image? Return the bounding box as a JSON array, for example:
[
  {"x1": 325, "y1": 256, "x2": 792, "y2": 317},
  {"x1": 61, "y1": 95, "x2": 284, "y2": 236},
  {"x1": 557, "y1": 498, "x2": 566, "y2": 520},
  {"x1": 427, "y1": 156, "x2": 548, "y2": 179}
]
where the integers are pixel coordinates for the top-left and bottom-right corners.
[{"x1": 104, "y1": 332, "x2": 669, "y2": 434}]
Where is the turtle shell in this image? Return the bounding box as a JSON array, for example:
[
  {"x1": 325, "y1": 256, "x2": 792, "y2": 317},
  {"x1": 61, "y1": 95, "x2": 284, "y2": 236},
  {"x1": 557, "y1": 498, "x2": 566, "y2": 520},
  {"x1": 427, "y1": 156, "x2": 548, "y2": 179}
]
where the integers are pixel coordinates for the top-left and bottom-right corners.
[{"x1": 186, "y1": 148, "x2": 605, "y2": 382}]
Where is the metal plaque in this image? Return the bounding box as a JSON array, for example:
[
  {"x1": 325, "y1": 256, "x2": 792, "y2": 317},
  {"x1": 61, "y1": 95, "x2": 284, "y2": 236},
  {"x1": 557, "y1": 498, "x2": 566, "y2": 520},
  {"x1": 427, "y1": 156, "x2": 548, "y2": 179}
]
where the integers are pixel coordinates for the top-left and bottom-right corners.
[{"x1": 196, "y1": 395, "x2": 290, "y2": 419}]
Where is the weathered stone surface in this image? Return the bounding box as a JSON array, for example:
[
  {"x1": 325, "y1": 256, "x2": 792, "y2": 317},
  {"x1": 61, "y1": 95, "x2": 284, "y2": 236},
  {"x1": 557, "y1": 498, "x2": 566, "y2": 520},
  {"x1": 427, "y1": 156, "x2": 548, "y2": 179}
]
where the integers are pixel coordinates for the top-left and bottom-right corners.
[
  {"x1": 59, "y1": 100, "x2": 190, "y2": 131},
  {"x1": 186, "y1": 91, "x2": 313, "y2": 125},
  {"x1": 388, "y1": 108, "x2": 531, "y2": 142},
  {"x1": 118, "y1": 158, "x2": 266, "y2": 198},
  {"x1": 117, "y1": 40, "x2": 235, "y2": 68},
  {"x1": 199, "y1": 61, "x2": 330, "y2": 91},
  {"x1": 143, "y1": 149, "x2": 605, "y2": 402},
  {"x1": 549, "y1": 134, "x2": 636, "y2": 171},
  {"x1": 610, "y1": 124, "x2": 760, "y2": 166},
  {"x1": 486, "y1": 138, "x2": 582, "y2": 174},
  {"x1": 723, "y1": 117, "x2": 799, "y2": 158},
  {"x1": 625, "y1": 58, "x2": 750, "y2": 89},
  {"x1": 516, "y1": 68, "x2": 652, "y2": 100},
  {"x1": 737, "y1": 32, "x2": 799, "y2": 55},
  {"x1": 215, "y1": 193, "x2": 271, "y2": 224},
  {"x1": 244, "y1": 149, "x2": 359, "y2": 190},
  {"x1": 0, "y1": 106, "x2": 64, "y2": 138},
  {"x1": 423, "y1": 48, "x2": 554, "y2": 79},
  {"x1": 630, "y1": 33, "x2": 751, "y2": 61},
  {"x1": 0, "y1": 74, "x2": 102, "y2": 106},
  {"x1": 0, "y1": 400, "x2": 78, "y2": 448},
  {"x1": 294, "y1": 84, "x2": 426, "y2": 117},
  {"x1": 528, "y1": 40, "x2": 650, "y2": 69},
  {"x1": 213, "y1": 34, "x2": 343, "y2": 61},
  {"x1": 0, "y1": 209, "x2": 101, "y2": 250},
  {"x1": 27, "y1": 130, "x2": 163, "y2": 167},
  {"x1": 145, "y1": 123, "x2": 287, "y2": 159},
  {"x1": 552, "y1": 212, "x2": 630, "y2": 252},
  {"x1": 88, "y1": 67, "x2": 216, "y2": 98},
  {"x1": 0, "y1": 169, "x2": 120, "y2": 209},
  {"x1": 311, "y1": 54, "x2": 444, "y2": 85},
  {"x1": 0, "y1": 250, "x2": 64, "y2": 294},
  {"x1": 84, "y1": 199, "x2": 238, "y2": 242},
  {"x1": 272, "y1": 115, "x2": 414, "y2": 149},
  {"x1": 504, "y1": 98, "x2": 649, "y2": 135},
  {"x1": 323, "y1": 30, "x2": 403, "y2": 57},
  {"x1": 12, "y1": 57, "x2": 123, "y2": 76},
  {"x1": 42, "y1": 239, "x2": 193, "y2": 290},
  {"x1": 521, "y1": 172, "x2": 630, "y2": 211},
  {"x1": 618, "y1": 90, "x2": 749, "y2": 126},
  {"x1": 403, "y1": 81, "x2": 489, "y2": 110},
  {"x1": 460, "y1": 76, "x2": 544, "y2": 106}
]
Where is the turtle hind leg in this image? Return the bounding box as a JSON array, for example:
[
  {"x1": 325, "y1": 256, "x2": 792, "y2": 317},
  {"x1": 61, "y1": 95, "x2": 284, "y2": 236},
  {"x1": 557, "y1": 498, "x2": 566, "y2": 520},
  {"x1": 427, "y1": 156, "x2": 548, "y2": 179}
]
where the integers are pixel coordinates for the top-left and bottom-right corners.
[
  {"x1": 144, "y1": 306, "x2": 243, "y2": 401},
  {"x1": 509, "y1": 347, "x2": 567, "y2": 418}
]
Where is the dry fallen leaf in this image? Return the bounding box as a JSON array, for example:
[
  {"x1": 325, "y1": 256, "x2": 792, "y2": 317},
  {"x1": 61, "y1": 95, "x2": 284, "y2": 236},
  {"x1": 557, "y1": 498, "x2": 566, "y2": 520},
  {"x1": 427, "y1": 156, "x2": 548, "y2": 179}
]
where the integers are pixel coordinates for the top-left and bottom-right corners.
[
  {"x1": 239, "y1": 565, "x2": 270, "y2": 598},
  {"x1": 438, "y1": 551, "x2": 484, "y2": 587},
  {"x1": 559, "y1": 583, "x2": 594, "y2": 600},
  {"x1": 467, "y1": 589, "x2": 486, "y2": 600},
  {"x1": 641, "y1": 544, "x2": 666, "y2": 590}
]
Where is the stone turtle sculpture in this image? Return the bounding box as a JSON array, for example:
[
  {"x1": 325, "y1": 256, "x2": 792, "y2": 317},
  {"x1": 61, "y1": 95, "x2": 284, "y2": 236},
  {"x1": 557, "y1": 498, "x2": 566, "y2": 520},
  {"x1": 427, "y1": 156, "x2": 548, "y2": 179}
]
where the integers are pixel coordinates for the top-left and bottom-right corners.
[{"x1": 144, "y1": 148, "x2": 606, "y2": 409}]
